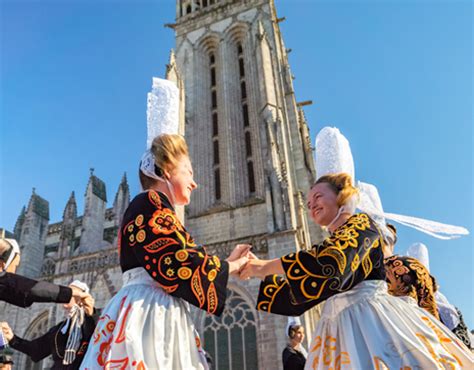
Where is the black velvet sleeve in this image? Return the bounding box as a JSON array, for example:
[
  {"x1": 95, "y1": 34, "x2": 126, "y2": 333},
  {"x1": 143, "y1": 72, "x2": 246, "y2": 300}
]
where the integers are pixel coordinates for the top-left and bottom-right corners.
[
  {"x1": 9, "y1": 323, "x2": 62, "y2": 362},
  {"x1": 0, "y1": 272, "x2": 72, "y2": 308},
  {"x1": 257, "y1": 214, "x2": 385, "y2": 315},
  {"x1": 120, "y1": 190, "x2": 229, "y2": 316}
]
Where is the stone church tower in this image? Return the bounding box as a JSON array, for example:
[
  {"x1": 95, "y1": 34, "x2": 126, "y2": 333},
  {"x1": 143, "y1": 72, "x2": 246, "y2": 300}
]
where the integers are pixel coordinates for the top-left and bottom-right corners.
[
  {"x1": 171, "y1": 0, "x2": 322, "y2": 368},
  {"x1": 1, "y1": 1, "x2": 322, "y2": 369}
]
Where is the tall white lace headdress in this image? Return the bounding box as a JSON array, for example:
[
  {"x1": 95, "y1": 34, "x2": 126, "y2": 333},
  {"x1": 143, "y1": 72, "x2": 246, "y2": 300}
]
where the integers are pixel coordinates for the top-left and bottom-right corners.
[
  {"x1": 139, "y1": 77, "x2": 180, "y2": 180},
  {"x1": 314, "y1": 127, "x2": 469, "y2": 240}
]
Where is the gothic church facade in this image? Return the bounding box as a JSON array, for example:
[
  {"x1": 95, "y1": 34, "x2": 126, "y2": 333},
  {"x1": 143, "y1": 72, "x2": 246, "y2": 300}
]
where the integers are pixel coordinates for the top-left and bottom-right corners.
[{"x1": 2, "y1": 1, "x2": 321, "y2": 369}]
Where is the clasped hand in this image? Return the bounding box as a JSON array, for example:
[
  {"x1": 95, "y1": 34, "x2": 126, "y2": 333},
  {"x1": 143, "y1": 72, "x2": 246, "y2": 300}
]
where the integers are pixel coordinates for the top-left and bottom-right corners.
[{"x1": 225, "y1": 244, "x2": 269, "y2": 280}]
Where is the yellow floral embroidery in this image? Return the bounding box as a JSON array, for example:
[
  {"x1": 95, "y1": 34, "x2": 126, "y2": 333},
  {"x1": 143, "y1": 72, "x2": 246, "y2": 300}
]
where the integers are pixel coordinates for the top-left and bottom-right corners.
[
  {"x1": 208, "y1": 269, "x2": 217, "y2": 282},
  {"x1": 166, "y1": 268, "x2": 175, "y2": 277},
  {"x1": 256, "y1": 275, "x2": 288, "y2": 312},
  {"x1": 351, "y1": 254, "x2": 360, "y2": 272},
  {"x1": 332, "y1": 227, "x2": 359, "y2": 250},
  {"x1": 212, "y1": 255, "x2": 221, "y2": 268}
]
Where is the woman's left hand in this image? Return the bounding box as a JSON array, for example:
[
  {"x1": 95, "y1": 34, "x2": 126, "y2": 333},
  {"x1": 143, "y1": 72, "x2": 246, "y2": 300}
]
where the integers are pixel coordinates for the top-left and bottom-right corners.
[
  {"x1": 239, "y1": 258, "x2": 285, "y2": 280},
  {"x1": 80, "y1": 294, "x2": 95, "y2": 316},
  {"x1": 239, "y1": 259, "x2": 269, "y2": 280}
]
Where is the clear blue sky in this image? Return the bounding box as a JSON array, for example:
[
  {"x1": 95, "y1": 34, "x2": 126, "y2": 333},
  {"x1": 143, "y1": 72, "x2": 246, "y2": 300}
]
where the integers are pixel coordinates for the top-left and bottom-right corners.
[{"x1": 1, "y1": 0, "x2": 472, "y2": 327}]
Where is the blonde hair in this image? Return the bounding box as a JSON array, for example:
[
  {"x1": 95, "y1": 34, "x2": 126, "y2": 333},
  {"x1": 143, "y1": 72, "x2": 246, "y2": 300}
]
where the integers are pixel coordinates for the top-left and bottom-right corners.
[
  {"x1": 151, "y1": 134, "x2": 189, "y2": 173},
  {"x1": 139, "y1": 134, "x2": 189, "y2": 190},
  {"x1": 315, "y1": 173, "x2": 359, "y2": 207}
]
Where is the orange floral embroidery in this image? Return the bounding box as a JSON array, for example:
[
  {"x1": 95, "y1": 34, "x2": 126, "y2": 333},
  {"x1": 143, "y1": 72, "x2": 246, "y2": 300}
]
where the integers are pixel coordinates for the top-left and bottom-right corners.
[
  {"x1": 115, "y1": 304, "x2": 132, "y2": 344},
  {"x1": 175, "y1": 249, "x2": 189, "y2": 262},
  {"x1": 144, "y1": 237, "x2": 179, "y2": 254},
  {"x1": 310, "y1": 335, "x2": 351, "y2": 370},
  {"x1": 136, "y1": 230, "x2": 146, "y2": 243},
  {"x1": 106, "y1": 321, "x2": 116, "y2": 333},
  {"x1": 135, "y1": 360, "x2": 146, "y2": 370},
  {"x1": 207, "y1": 282, "x2": 218, "y2": 314},
  {"x1": 97, "y1": 336, "x2": 113, "y2": 366},
  {"x1": 135, "y1": 214, "x2": 144, "y2": 226},
  {"x1": 148, "y1": 190, "x2": 162, "y2": 209},
  {"x1": 178, "y1": 266, "x2": 192, "y2": 280},
  {"x1": 373, "y1": 356, "x2": 390, "y2": 370},
  {"x1": 149, "y1": 208, "x2": 183, "y2": 235},
  {"x1": 191, "y1": 268, "x2": 205, "y2": 308},
  {"x1": 419, "y1": 316, "x2": 463, "y2": 367},
  {"x1": 103, "y1": 358, "x2": 129, "y2": 370}
]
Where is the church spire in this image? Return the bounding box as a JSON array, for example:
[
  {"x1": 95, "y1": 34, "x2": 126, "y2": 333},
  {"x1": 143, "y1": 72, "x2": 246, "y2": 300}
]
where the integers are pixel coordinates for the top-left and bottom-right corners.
[
  {"x1": 16, "y1": 189, "x2": 49, "y2": 278},
  {"x1": 113, "y1": 172, "x2": 130, "y2": 227},
  {"x1": 78, "y1": 169, "x2": 107, "y2": 254},
  {"x1": 58, "y1": 191, "x2": 78, "y2": 261},
  {"x1": 63, "y1": 191, "x2": 77, "y2": 220},
  {"x1": 14, "y1": 205, "x2": 26, "y2": 239}
]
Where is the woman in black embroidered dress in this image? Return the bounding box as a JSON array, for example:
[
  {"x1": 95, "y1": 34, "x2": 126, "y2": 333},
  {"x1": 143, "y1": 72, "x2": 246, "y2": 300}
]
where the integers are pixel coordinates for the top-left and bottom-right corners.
[
  {"x1": 240, "y1": 173, "x2": 473, "y2": 369},
  {"x1": 384, "y1": 231, "x2": 472, "y2": 350},
  {"x1": 80, "y1": 134, "x2": 249, "y2": 370}
]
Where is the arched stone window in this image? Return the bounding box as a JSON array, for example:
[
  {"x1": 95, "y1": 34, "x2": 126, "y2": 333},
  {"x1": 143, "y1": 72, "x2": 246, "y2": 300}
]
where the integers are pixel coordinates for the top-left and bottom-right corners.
[
  {"x1": 209, "y1": 52, "x2": 221, "y2": 201},
  {"x1": 236, "y1": 43, "x2": 256, "y2": 195},
  {"x1": 22, "y1": 312, "x2": 50, "y2": 370},
  {"x1": 203, "y1": 289, "x2": 258, "y2": 369}
]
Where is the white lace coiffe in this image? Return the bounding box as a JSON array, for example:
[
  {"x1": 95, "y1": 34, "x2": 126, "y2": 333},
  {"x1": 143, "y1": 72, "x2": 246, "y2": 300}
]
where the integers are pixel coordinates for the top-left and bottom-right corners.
[{"x1": 314, "y1": 127, "x2": 469, "y2": 240}]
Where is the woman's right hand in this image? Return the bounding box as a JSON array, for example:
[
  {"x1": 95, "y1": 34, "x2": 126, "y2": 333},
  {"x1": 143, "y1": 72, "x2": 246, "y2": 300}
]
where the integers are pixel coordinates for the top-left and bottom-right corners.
[
  {"x1": 228, "y1": 255, "x2": 249, "y2": 276},
  {"x1": 226, "y1": 244, "x2": 252, "y2": 263},
  {"x1": 1, "y1": 322, "x2": 14, "y2": 342}
]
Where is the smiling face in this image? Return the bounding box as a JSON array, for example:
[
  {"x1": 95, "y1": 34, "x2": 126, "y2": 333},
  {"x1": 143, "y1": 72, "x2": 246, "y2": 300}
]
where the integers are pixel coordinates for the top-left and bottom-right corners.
[
  {"x1": 307, "y1": 182, "x2": 339, "y2": 226},
  {"x1": 166, "y1": 155, "x2": 198, "y2": 206}
]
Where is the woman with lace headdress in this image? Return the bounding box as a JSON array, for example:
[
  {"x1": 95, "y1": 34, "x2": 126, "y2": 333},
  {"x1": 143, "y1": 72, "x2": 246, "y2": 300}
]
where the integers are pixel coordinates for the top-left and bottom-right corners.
[
  {"x1": 364, "y1": 182, "x2": 472, "y2": 350},
  {"x1": 240, "y1": 127, "x2": 473, "y2": 369},
  {"x1": 402, "y1": 242, "x2": 473, "y2": 349},
  {"x1": 282, "y1": 317, "x2": 307, "y2": 370},
  {"x1": 79, "y1": 79, "x2": 249, "y2": 370}
]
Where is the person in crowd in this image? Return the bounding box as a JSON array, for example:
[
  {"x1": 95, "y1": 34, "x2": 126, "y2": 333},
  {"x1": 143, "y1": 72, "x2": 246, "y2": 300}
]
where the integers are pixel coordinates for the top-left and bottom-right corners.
[
  {"x1": 1, "y1": 280, "x2": 95, "y2": 370},
  {"x1": 0, "y1": 237, "x2": 88, "y2": 308},
  {"x1": 80, "y1": 132, "x2": 249, "y2": 370},
  {"x1": 383, "y1": 224, "x2": 440, "y2": 319},
  {"x1": 282, "y1": 318, "x2": 307, "y2": 370},
  {"x1": 240, "y1": 173, "x2": 473, "y2": 369}
]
